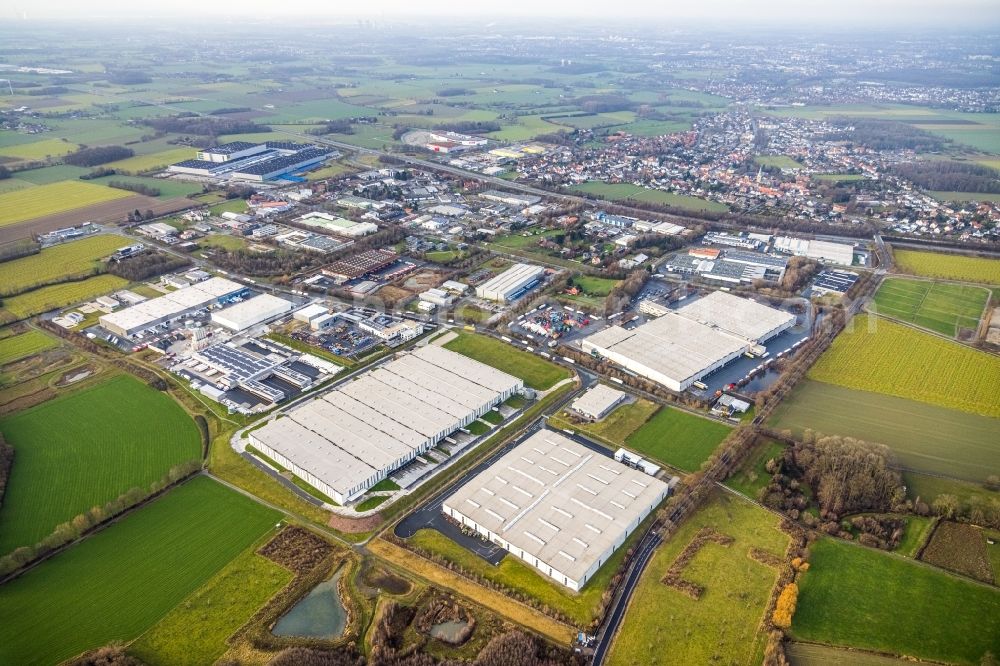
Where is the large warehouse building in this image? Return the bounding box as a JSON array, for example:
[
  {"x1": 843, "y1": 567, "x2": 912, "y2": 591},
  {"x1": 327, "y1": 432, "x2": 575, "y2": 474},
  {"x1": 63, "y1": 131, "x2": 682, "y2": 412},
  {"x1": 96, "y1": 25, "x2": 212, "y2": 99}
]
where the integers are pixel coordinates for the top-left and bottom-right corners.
[
  {"x1": 248, "y1": 345, "x2": 523, "y2": 504},
  {"x1": 99, "y1": 276, "x2": 246, "y2": 338},
  {"x1": 210, "y1": 293, "x2": 294, "y2": 331},
  {"x1": 443, "y1": 429, "x2": 669, "y2": 591},
  {"x1": 582, "y1": 291, "x2": 795, "y2": 391},
  {"x1": 475, "y1": 263, "x2": 545, "y2": 303}
]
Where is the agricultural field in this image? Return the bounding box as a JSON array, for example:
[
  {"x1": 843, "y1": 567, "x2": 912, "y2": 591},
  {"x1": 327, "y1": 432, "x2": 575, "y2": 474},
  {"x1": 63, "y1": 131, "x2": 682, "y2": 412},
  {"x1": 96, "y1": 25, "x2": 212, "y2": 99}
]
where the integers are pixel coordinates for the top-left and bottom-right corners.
[
  {"x1": 920, "y1": 521, "x2": 995, "y2": 584},
  {"x1": 571, "y1": 181, "x2": 728, "y2": 212},
  {"x1": 785, "y1": 643, "x2": 917, "y2": 666},
  {"x1": 0, "y1": 274, "x2": 128, "y2": 321},
  {"x1": 487, "y1": 114, "x2": 568, "y2": 141},
  {"x1": 754, "y1": 155, "x2": 801, "y2": 169},
  {"x1": 14, "y1": 164, "x2": 91, "y2": 185},
  {"x1": 872, "y1": 277, "x2": 989, "y2": 337},
  {"x1": 769, "y1": 379, "x2": 1000, "y2": 481},
  {"x1": 0, "y1": 328, "x2": 58, "y2": 365},
  {"x1": 791, "y1": 538, "x2": 1000, "y2": 664},
  {"x1": 104, "y1": 148, "x2": 197, "y2": 173},
  {"x1": 812, "y1": 173, "x2": 866, "y2": 182},
  {"x1": 0, "y1": 234, "x2": 129, "y2": 296},
  {"x1": 0, "y1": 181, "x2": 135, "y2": 228},
  {"x1": 129, "y1": 545, "x2": 293, "y2": 666},
  {"x1": 807, "y1": 315, "x2": 1000, "y2": 418},
  {"x1": 624, "y1": 405, "x2": 732, "y2": 472},
  {"x1": 903, "y1": 473, "x2": 1000, "y2": 512},
  {"x1": 893, "y1": 249, "x2": 1000, "y2": 285},
  {"x1": 607, "y1": 492, "x2": 789, "y2": 666},
  {"x1": 443, "y1": 331, "x2": 571, "y2": 391},
  {"x1": 0, "y1": 375, "x2": 202, "y2": 554},
  {"x1": 0, "y1": 477, "x2": 281, "y2": 666},
  {"x1": 0, "y1": 138, "x2": 78, "y2": 161}
]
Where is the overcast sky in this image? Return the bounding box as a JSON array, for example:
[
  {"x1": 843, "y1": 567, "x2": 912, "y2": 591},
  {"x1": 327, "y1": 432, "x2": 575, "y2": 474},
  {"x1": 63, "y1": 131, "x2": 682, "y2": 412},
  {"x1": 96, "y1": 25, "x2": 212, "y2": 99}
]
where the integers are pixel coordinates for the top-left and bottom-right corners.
[{"x1": 2, "y1": 0, "x2": 998, "y2": 27}]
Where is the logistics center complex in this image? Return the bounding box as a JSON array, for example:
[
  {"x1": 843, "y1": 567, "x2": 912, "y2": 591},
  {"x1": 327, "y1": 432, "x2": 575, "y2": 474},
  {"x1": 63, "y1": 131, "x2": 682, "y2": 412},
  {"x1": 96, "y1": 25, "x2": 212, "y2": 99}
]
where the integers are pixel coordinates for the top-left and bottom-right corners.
[
  {"x1": 248, "y1": 345, "x2": 523, "y2": 504},
  {"x1": 443, "y1": 429, "x2": 669, "y2": 591},
  {"x1": 582, "y1": 291, "x2": 795, "y2": 391}
]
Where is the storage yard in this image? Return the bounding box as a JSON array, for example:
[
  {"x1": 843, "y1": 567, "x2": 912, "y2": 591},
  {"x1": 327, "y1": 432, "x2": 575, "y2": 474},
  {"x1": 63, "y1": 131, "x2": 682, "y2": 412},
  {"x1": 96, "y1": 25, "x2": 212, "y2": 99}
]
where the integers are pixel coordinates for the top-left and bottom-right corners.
[{"x1": 442, "y1": 429, "x2": 668, "y2": 591}]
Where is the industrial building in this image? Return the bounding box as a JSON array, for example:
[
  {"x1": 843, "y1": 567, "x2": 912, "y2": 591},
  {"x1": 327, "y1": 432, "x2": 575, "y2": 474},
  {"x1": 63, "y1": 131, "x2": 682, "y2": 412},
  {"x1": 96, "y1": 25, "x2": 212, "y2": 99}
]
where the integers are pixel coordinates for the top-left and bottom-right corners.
[
  {"x1": 99, "y1": 277, "x2": 246, "y2": 338},
  {"x1": 248, "y1": 345, "x2": 523, "y2": 504},
  {"x1": 581, "y1": 291, "x2": 795, "y2": 391},
  {"x1": 773, "y1": 236, "x2": 855, "y2": 266},
  {"x1": 321, "y1": 249, "x2": 399, "y2": 283},
  {"x1": 570, "y1": 384, "x2": 628, "y2": 421},
  {"x1": 475, "y1": 263, "x2": 545, "y2": 303},
  {"x1": 296, "y1": 212, "x2": 379, "y2": 237},
  {"x1": 210, "y1": 293, "x2": 294, "y2": 331},
  {"x1": 169, "y1": 141, "x2": 335, "y2": 182},
  {"x1": 442, "y1": 430, "x2": 669, "y2": 591}
]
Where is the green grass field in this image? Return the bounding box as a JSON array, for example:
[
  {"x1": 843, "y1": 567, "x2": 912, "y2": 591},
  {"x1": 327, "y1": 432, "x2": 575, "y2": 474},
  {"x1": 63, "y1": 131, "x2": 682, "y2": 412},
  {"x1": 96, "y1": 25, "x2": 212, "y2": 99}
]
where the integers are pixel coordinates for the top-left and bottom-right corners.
[
  {"x1": 0, "y1": 476, "x2": 280, "y2": 666},
  {"x1": 893, "y1": 249, "x2": 1000, "y2": 285},
  {"x1": 769, "y1": 379, "x2": 1000, "y2": 482},
  {"x1": 0, "y1": 328, "x2": 58, "y2": 365},
  {"x1": 791, "y1": 538, "x2": 1000, "y2": 664},
  {"x1": 0, "y1": 375, "x2": 202, "y2": 554},
  {"x1": 872, "y1": 278, "x2": 989, "y2": 337},
  {"x1": 129, "y1": 545, "x2": 293, "y2": 666},
  {"x1": 812, "y1": 173, "x2": 866, "y2": 182},
  {"x1": 443, "y1": 332, "x2": 571, "y2": 391},
  {"x1": 104, "y1": 148, "x2": 197, "y2": 173},
  {"x1": 0, "y1": 274, "x2": 128, "y2": 320},
  {"x1": 0, "y1": 181, "x2": 135, "y2": 228},
  {"x1": 896, "y1": 515, "x2": 937, "y2": 558},
  {"x1": 571, "y1": 181, "x2": 728, "y2": 213},
  {"x1": 571, "y1": 275, "x2": 619, "y2": 296},
  {"x1": 725, "y1": 439, "x2": 786, "y2": 499},
  {"x1": 607, "y1": 492, "x2": 789, "y2": 666},
  {"x1": 903, "y1": 473, "x2": 1000, "y2": 512},
  {"x1": 624, "y1": 406, "x2": 732, "y2": 472},
  {"x1": 14, "y1": 164, "x2": 91, "y2": 185},
  {"x1": 0, "y1": 234, "x2": 129, "y2": 296},
  {"x1": 755, "y1": 155, "x2": 801, "y2": 169},
  {"x1": 0, "y1": 138, "x2": 78, "y2": 161},
  {"x1": 807, "y1": 315, "x2": 1000, "y2": 418}
]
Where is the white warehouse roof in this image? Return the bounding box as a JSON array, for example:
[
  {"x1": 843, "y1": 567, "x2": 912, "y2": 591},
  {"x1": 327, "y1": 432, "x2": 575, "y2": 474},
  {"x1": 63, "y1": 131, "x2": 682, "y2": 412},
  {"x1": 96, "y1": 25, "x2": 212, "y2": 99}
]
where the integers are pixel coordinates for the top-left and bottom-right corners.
[
  {"x1": 475, "y1": 263, "x2": 544, "y2": 302},
  {"x1": 248, "y1": 345, "x2": 523, "y2": 502},
  {"x1": 571, "y1": 384, "x2": 627, "y2": 420},
  {"x1": 99, "y1": 276, "x2": 243, "y2": 336},
  {"x1": 211, "y1": 293, "x2": 294, "y2": 331},
  {"x1": 673, "y1": 291, "x2": 795, "y2": 343},
  {"x1": 443, "y1": 430, "x2": 668, "y2": 588}
]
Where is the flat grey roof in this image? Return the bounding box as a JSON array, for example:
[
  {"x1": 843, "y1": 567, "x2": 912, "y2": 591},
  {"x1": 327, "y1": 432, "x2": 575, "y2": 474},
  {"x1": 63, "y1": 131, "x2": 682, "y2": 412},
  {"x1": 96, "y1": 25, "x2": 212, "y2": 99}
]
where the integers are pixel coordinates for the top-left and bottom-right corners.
[
  {"x1": 571, "y1": 384, "x2": 626, "y2": 417},
  {"x1": 673, "y1": 291, "x2": 795, "y2": 342},
  {"x1": 584, "y1": 312, "x2": 748, "y2": 385},
  {"x1": 249, "y1": 347, "x2": 522, "y2": 497},
  {"x1": 444, "y1": 430, "x2": 668, "y2": 583}
]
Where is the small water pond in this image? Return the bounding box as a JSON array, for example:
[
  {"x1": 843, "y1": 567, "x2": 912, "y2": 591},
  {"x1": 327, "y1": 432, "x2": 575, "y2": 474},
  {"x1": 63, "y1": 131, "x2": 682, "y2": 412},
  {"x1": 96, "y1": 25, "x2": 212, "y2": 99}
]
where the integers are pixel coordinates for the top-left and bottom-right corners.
[{"x1": 272, "y1": 570, "x2": 346, "y2": 640}]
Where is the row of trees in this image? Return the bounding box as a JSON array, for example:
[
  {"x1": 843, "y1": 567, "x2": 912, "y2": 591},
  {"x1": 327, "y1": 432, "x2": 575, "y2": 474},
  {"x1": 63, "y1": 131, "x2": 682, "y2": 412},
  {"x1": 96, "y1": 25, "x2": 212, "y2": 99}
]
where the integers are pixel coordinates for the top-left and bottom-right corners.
[
  {"x1": 107, "y1": 180, "x2": 159, "y2": 197},
  {"x1": 64, "y1": 145, "x2": 133, "y2": 167},
  {"x1": 893, "y1": 160, "x2": 1000, "y2": 194},
  {"x1": 107, "y1": 251, "x2": 191, "y2": 282}
]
